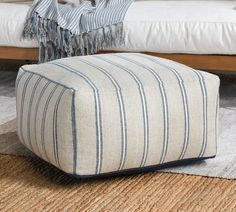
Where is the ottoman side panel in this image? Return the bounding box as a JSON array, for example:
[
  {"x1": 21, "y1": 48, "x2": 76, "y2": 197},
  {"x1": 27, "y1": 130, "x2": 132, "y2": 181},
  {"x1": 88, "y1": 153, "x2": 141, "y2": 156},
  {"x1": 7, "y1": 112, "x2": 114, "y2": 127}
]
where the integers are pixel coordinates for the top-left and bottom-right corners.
[
  {"x1": 202, "y1": 75, "x2": 220, "y2": 158},
  {"x1": 16, "y1": 68, "x2": 76, "y2": 174},
  {"x1": 142, "y1": 55, "x2": 220, "y2": 161}
]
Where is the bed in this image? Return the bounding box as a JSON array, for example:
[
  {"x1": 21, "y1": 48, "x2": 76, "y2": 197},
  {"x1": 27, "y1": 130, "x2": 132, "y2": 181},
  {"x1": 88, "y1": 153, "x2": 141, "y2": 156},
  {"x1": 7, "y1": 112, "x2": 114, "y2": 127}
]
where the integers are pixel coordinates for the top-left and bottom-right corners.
[{"x1": 1, "y1": 1, "x2": 236, "y2": 72}]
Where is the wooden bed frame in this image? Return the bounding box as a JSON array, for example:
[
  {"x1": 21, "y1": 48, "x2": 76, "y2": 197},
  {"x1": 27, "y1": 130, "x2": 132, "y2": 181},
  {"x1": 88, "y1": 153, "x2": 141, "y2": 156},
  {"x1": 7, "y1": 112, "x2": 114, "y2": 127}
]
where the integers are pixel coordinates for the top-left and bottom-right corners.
[{"x1": 1, "y1": 46, "x2": 236, "y2": 73}]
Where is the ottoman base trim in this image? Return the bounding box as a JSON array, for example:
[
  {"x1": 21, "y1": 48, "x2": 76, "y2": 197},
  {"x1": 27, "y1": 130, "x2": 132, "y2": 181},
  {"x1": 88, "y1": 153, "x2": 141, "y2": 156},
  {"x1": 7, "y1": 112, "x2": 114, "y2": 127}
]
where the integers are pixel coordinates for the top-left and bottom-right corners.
[{"x1": 69, "y1": 156, "x2": 215, "y2": 179}]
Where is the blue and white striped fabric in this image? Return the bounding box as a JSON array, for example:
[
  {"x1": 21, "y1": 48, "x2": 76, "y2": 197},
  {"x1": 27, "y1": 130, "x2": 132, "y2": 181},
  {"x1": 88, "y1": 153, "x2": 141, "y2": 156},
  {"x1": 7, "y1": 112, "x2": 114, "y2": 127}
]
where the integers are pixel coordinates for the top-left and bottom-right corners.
[
  {"x1": 23, "y1": 0, "x2": 134, "y2": 63},
  {"x1": 16, "y1": 53, "x2": 220, "y2": 177}
]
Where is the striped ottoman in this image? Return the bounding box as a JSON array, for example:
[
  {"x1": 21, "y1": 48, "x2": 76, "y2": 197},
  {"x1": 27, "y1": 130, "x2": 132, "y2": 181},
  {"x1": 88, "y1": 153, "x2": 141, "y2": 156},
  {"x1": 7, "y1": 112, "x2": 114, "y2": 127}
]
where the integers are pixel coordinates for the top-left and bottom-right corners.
[{"x1": 16, "y1": 53, "x2": 220, "y2": 178}]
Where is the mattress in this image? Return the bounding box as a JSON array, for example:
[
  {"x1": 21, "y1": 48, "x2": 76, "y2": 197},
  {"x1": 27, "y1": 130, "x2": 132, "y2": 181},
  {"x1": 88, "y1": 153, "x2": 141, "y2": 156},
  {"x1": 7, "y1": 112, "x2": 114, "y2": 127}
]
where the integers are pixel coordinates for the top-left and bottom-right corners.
[{"x1": 1, "y1": 1, "x2": 236, "y2": 54}]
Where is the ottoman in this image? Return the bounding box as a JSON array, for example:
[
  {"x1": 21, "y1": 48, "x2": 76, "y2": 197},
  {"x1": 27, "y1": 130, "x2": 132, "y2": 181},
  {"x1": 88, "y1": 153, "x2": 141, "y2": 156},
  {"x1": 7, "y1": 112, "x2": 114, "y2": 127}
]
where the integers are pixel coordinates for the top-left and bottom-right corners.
[{"x1": 16, "y1": 53, "x2": 220, "y2": 178}]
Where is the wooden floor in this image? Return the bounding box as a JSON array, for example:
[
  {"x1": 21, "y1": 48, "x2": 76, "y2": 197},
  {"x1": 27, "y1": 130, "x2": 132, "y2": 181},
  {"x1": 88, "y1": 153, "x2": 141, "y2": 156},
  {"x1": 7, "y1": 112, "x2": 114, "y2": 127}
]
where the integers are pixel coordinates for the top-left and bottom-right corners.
[{"x1": 1, "y1": 47, "x2": 236, "y2": 73}]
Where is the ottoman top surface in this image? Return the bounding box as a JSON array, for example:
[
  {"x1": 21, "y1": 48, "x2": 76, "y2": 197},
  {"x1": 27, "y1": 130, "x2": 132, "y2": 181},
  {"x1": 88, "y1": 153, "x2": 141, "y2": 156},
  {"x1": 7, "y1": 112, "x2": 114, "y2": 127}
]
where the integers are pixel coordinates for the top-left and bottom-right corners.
[{"x1": 20, "y1": 53, "x2": 218, "y2": 91}]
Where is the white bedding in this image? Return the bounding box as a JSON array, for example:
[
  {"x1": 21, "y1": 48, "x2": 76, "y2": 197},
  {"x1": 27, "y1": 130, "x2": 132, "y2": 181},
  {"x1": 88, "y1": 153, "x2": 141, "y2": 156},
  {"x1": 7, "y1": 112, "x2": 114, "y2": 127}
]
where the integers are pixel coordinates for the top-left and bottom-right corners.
[
  {"x1": 1, "y1": 1, "x2": 236, "y2": 54},
  {"x1": 0, "y1": 3, "x2": 38, "y2": 48}
]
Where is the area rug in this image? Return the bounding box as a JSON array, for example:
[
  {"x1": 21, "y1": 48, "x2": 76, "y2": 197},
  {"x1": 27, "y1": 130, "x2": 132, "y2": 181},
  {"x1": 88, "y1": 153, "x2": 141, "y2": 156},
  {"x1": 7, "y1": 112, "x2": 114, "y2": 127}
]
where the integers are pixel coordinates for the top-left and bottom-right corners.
[
  {"x1": 0, "y1": 71, "x2": 35, "y2": 157},
  {"x1": 0, "y1": 71, "x2": 236, "y2": 179},
  {"x1": 0, "y1": 154, "x2": 235, "y2": 211}
]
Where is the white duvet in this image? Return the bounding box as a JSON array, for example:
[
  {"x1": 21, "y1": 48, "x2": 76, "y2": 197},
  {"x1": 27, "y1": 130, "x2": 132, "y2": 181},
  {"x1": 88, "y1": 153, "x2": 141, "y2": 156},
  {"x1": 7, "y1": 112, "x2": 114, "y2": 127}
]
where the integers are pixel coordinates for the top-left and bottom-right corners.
[{"x1": 0, "y1": 1, "x2": 236, "y2": 54}]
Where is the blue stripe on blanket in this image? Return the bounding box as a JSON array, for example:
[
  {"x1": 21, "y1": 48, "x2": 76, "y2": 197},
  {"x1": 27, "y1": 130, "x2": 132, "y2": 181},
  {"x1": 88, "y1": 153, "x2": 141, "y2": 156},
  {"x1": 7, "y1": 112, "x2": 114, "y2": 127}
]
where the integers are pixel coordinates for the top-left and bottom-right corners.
[{"x1": 23, "y1": 0, "x2": 134, "y2": 62}]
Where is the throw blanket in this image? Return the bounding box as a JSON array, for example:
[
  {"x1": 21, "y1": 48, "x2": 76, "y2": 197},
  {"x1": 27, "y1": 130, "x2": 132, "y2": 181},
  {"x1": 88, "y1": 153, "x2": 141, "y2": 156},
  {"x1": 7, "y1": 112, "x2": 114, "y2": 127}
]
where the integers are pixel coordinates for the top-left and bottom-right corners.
[{"x1": 23, "y1": 0, "x2": 134, "y2": 63}]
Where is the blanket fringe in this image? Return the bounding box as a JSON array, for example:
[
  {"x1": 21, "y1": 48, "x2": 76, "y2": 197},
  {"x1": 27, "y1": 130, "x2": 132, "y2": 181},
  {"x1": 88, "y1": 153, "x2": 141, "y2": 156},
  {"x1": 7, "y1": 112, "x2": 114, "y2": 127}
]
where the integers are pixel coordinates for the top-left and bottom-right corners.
[{"x1": 23, "y1": 12, "x2": 125, "y2": 63}]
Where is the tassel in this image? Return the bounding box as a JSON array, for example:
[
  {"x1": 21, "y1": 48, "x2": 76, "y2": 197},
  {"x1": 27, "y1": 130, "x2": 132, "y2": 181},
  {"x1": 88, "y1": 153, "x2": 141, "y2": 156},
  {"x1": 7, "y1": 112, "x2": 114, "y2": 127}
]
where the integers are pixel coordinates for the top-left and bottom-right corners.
[{"x1": 23, "y1": 11, "x2": 126, "y2": 63}]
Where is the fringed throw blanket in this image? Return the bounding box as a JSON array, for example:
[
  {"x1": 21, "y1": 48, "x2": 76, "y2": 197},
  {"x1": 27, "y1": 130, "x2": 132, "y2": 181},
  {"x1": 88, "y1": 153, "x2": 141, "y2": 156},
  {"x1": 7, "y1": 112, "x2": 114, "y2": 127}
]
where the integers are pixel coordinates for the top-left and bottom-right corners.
[{"x1": 23, "y1": 0, "x2": 134, "y2": 63}]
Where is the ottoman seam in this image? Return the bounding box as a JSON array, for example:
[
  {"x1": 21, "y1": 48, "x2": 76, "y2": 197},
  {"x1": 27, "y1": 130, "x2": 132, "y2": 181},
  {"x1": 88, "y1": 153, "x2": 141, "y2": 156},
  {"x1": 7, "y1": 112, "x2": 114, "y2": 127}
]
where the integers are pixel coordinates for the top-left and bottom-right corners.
[
  {"x1": 69, "y1": 156, "x2": 216, "y2": 179},
  {"x1": 20, "y1": 67, "x2": 75, "y2": 91}
]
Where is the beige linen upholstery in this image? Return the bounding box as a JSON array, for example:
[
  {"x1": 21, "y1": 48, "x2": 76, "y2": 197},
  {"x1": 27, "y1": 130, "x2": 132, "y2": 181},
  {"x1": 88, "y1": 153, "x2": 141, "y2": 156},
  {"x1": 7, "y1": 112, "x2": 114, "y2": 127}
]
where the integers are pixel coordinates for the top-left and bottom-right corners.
[{"x1": 16, "y1": 53, "x2": 220, "y2": 177}]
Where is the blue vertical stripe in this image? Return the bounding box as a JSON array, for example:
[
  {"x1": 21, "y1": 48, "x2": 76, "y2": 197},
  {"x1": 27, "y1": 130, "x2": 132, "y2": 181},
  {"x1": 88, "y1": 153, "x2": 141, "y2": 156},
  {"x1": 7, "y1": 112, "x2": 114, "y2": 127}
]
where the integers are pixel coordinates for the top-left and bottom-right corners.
[
  {"x1": 73, "y1": 57, "x2": 127, "y2": 171},
  {"x1": 171, "y1": 61, "x2": 208, "y2": 158},
  {"x1": 197, "y1": 74, "x2": 208, "y2": 157},
  {"x1": 15, "y1": 71, "x2": 27, "y2": 140},
  {"x1": 115, "y1": 54, "x2": 169, "y2": 164},
  {"x1": 26, "y1": 77, "x2": 42, "y2": 151},
  {"x1": 71, "y1": 91, "x2": 78, "y2": 175},
  {"x1": 34, "y1": 81, "x2": 51, "y2": 157},
  {"x1": 135, "y1": 54, "x2": 190, "y2": 161},
  {"x1": 19, "y1": 73, "x2": 34, "y2": 146},
  {"x1": 95, "y1": 55, "x2": 149, "y2": 168},
  {"x1": 41, "y1": 85, "x2": 59, "y2": 161},
  {"x1": 53, "y1": 88, "x2": 67, "y2": 167},
  {"x1": 50, "y1": 62, "x2": 103, "y2": 175}
]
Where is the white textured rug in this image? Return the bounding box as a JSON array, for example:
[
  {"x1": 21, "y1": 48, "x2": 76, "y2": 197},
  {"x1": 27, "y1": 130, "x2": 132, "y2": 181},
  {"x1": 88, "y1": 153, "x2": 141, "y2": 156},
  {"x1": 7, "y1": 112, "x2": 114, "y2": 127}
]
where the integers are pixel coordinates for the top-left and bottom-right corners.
[
  {"x1": 163, "y1": 107, "x2": 236, "y2": 179},
  {"x1": 0, "y1": 71, "x2": 236, "y2": 179},
  {"x1": 0, "y1": 96, "x2": 16, "y2": 125}
]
